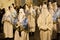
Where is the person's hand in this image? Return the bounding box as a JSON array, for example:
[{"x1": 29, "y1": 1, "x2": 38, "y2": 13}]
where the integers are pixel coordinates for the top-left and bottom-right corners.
[{"x1": 40, "y1": 26, "x2": 48, "y2": 30}]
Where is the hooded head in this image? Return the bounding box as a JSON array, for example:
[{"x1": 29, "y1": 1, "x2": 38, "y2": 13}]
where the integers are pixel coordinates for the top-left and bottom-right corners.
[
  {"x1": 42, "y1": 3, "x2": 47, "y2": 9},
  {"x1": 29, "y1": 4, "x2": 34, "y2": 13},
  {"x1": 25, "y1": 4, "x2": 29, "y2": 11},
  {"x1": 19, "y1": 8, "x2": 25, "y2": 14},
  {"x1": 18, "y1": 8, "x2": 26, "y2": 22},
  {"x1": 10, "y1": 5, "x2": 16, "y2": 14},
  {"x1": 49, "y1": 2, "x2": 53, "y2": 9},
  {"x1": 5, "y1": 7, "x2": 11, "y2": 16},
  {"x1": 52, "y1": 2, "x2": 57, "y2": 11},
  {"x1": 30, "y1": 4, "x2": 33, "y2": 9},
  {"x1": 10, "y1": 5, "x2": 14, "y2": 10},
  {"x1": 11, "y1": 3, "x2": 15, "y2": 9},
  {"x1": 49, "y1": 2, "x2": 51, "y2": 5},
  {"x1": 41, "y1": 3, "x2": 50, "y2": 15},
  {"x1": 5, "y1": 7, "x2": 9, "y2": 12}
]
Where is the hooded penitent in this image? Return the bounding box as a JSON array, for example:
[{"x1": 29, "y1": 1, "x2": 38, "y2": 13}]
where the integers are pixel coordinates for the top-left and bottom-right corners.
[
  {"x1": 28, "y1": 5, "x2": 36, "y2": 32},
  {"x1": 37, "y1": 3, "x2": 53, "y2": 40},
  {"x1": 49, "y1": 2, "x2": 54, "y2": 16},
  {"x1": 2, "y1": 7, "x2": 13, "y2": 38}
]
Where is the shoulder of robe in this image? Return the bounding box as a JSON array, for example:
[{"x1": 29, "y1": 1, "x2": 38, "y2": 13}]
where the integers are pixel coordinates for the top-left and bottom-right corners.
[
  {"x1": 38, "y1": 13, "x2": 42, "y2": 20},
  {"x1": 47, "y1": 13, "x2": 53, "y2": 21}
]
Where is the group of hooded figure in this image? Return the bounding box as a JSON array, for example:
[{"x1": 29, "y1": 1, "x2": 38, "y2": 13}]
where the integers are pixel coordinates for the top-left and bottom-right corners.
[{"x1": 1, "y1": 1, "x2": 60, "y2": 40}]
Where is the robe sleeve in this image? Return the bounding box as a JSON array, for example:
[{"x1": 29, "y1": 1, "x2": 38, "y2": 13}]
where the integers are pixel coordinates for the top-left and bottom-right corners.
[
  {"x1": 37, "y1": 15, "x2": 44, "y2": 30},
  {"x1": 2, "y1": 14, "x2": 6, "y2": 23},
  {"x1": 47, "y1": 14, "x2": 53, "y2": 31}
]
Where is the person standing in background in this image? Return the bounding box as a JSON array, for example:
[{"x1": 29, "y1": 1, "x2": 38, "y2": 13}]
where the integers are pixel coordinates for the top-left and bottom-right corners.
[
  {"x1": 52, "y1": 1, "x2": 57, "y2": 12},
  {"x1": 48, "y1": 1, "x2": 54, "y2": 16},
  {"x1": 53, "y1": 4, "x2": 60, "y2": 40},
  {"x1": 28, "y1": 4, "x2": 36, "y2": 40}
]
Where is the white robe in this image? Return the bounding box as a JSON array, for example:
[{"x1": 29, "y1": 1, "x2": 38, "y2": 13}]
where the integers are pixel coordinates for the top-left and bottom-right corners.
[
  {"x1": 14, "y1": 8, "x2": 28, "y2": 40},
  {"x1": 2, "y1": 10, "x2": 13, "y2": 38},
  {"x1": 14, "y1": 30, "x2": 21, "y2": 40}
]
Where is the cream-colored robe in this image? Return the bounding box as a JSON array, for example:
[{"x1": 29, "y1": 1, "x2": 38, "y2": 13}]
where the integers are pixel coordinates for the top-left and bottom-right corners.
[
  {"x1": 2, "y1": 9, "x2": 13, "y2": 38},
  {"x1": 28, "y1": 7, "x2": 36, "y2": 32},
  {"x1": 49, "y1": 2, "x2": 57, "y2": 39},
  {"x1": 37, "y1": 4, "x2": 53, "y2": 40},
  {"x1": 14, "y1": 29, "x2": 21, "y2": 40}
]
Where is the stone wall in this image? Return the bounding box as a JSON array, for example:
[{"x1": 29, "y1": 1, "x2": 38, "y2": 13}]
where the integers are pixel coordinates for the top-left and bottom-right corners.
[
  {"x1": 0, "y1": 0, "x2": 14, "y2": 9},
  {"x1": 25, "y1": 0, "x2": 33, "y2": 6},
  {"x1": 0, "y1": 0, "x2": 60, "y2": 9}
]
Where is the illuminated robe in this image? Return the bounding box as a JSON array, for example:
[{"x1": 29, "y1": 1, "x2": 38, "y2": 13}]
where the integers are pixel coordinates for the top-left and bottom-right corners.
[
  {"x1": 2, "y1": 8, "x2": 13, "y2": 38},
  {"x1": 28, "y1": 5, "x2": 36, "y2": 32},
  {"x1": 37, "y1": 4, "x2": 53, "y2": 40}
]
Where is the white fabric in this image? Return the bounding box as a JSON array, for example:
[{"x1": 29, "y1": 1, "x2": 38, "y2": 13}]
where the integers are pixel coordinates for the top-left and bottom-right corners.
[
  {"x1": 14, "y1": 30, "x2": 21, "y2": 40},
  {"x1": 18, "y1": 8, "x2": 26, "y2": 23},
  {"x1": 2, "y1": 8, "x2": 13, "y2": 38},
  {"x1": 2, "y1": 8, "x2": 12, "y2": 23}
]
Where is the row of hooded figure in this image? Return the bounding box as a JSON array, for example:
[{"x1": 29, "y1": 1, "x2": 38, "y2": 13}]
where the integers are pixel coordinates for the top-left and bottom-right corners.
[{"x1": 1, "y1": 1, "x2": 59, "y2": 40}]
